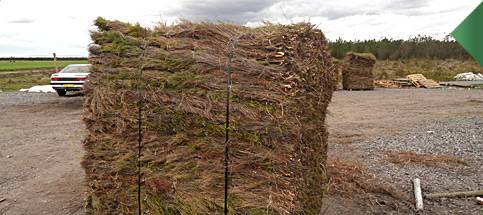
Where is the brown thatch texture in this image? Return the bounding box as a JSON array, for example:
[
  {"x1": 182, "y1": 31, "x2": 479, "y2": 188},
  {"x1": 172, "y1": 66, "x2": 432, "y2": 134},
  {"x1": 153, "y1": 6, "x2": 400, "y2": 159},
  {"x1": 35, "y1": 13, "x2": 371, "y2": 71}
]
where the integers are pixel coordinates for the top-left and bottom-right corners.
[
  {"x1": 341, "y1": 52, "x2": 376, "y2": 90},
  {"x1": 82, "y1": 17, "x2": 336, "y2": 214}
]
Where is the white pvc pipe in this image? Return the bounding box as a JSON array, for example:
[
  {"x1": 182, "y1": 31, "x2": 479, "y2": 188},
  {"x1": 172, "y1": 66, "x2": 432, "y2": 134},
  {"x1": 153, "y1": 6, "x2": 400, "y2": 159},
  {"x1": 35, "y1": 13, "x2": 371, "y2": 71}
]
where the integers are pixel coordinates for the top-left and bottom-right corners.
[{"x1": 413, "y1": 178, "x2": 424, "y2": 211}]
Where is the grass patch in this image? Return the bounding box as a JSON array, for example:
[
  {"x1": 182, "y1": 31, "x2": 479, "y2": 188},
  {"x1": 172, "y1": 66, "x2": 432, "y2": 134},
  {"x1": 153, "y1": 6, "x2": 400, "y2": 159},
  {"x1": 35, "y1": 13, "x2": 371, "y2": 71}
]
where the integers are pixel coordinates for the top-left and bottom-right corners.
[
  {"x1": 326, "y1": 158, "x2": 406, "y2": 201},
  {"x1": 0, "y1": 60, "x2": 88, "y2": 71},
  {"x1": 384, "y1": 151, "x2": 468, "y2": 167},
  {"x1": 373, "y1": 59, "x2": 482, "y2": 81},
  {"x1": 0, "y1": 71, "x2": 51, "y2": 91}
]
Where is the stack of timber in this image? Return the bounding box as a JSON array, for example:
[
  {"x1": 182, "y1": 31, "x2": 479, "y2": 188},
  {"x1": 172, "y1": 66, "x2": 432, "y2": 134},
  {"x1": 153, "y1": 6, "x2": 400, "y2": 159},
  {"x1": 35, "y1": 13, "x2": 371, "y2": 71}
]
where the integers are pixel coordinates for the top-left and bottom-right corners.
[{"x1": 406, "y1": 74, "x2": 441, "y2": 88}]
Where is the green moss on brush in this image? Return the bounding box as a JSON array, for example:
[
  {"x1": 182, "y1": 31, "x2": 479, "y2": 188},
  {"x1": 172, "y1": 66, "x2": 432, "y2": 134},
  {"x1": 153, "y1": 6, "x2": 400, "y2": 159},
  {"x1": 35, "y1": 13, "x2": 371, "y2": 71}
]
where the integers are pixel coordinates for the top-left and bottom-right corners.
[
  {"x1": 94, "y1": 17, "x2": 110, "y2": 31},
  {"x1": 91, "y1": 21, "x2": 146, "y2": 55},
  {"x1": 244, "y1": 99, "x2": 277, "y2": 114},
  {"x1": 144, "y1": 194, "x2": 226, "y2": 215},
  {"x1": 145, "y1": 53, "x2": 196, "y2": 72},
  {"x1": 95, "y1": 16, "x2": 147, "y2": 37},
  {"x1": 144, "y1": 195, "x2": 182, "y2": 215},
  {"x1": 95, "y1": 69, "x2": 204, "y2": 90},
  {"x1": 147, "y1": 110, "x2": 263, "y2": 145},
  {"x1": 112, "y1": 153, "x2": 137, "y2": 173},
  {"x1": 206, "y1": 123, "x2": 263, "y2": 145},
  {"x1": 126, "y1": 23, "x2": 146, "y2": 37},
  {"x1": 95, "y1": 31, "x2": 136, "y2": 54},
  {"x1": 168, "y1": 111, "x2": 189, "y2": 131},
  {"x1": 165, "y1": 71, "x2": 198, "y2": 89}
]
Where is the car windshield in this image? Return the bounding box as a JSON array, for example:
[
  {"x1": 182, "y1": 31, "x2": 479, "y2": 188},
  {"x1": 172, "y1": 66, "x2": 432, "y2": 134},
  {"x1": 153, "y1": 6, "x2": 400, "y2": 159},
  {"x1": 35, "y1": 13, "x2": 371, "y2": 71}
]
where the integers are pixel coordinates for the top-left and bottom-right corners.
[{"x1": 61, "y1": 65, "x2": 91, "y2": 73}]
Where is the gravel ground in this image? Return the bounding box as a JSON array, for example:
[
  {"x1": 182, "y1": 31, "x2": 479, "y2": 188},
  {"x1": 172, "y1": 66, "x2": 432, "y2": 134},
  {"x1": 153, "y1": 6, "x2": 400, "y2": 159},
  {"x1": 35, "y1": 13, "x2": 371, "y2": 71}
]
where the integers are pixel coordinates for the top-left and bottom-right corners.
[
  {"x1": 345, "y1": 116, "x2": 483, "y2": 215},
  {"x1": 0, "y1": 92, "x2": 85, "y2": 215},
  {"x1": 326, "y1": 88, "x2": 483, "y2": 215},
  {"x1": 1, "y1": 88, "x2": 482, "y2": 215},
  {"x1": 0, "y1": 92, "x2": 60, "y2": 108}
]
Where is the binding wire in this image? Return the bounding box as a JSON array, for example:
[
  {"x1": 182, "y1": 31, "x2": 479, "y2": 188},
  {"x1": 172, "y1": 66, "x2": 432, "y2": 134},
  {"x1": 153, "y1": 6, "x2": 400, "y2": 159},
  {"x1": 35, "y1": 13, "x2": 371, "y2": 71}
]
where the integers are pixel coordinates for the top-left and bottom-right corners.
[
  {"x1": 224, "y1": 37, "x2": 238, "y2": 215},
  {"x1": 136, "y1": 39, "x2": 149, "y2": 215}
]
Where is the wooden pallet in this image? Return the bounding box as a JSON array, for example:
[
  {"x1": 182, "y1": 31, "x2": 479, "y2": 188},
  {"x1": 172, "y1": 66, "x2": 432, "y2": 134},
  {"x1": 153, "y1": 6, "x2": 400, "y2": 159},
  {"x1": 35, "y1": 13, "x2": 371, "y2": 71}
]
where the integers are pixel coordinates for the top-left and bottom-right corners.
[
  {"x1": 406, "y1": 74, "x2": 440, "y2": 88},
  {"x1": 393, "y1": 78, "x2": 413, "y2": 87},
  {"x1": 419, "y1": 79, "x2": 441, "y2": 88},
  {"x1": 406, "y1": 74, "x2": 426, "y2": 88}
]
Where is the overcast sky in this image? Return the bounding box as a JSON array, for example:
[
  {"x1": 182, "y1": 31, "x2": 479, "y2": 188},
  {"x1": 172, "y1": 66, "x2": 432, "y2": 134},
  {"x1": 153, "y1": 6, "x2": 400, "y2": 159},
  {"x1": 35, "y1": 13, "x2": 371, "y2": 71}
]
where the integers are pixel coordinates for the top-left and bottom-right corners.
[{"x1": 0, "y1": 0, "x2": 480, "y2": 57}]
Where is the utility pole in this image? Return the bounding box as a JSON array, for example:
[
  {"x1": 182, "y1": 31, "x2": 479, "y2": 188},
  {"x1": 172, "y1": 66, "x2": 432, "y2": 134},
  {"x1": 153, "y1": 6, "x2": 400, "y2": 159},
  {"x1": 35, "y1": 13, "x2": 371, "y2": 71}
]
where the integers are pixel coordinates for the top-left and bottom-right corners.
[{"x1": 53, "y1": 53, "x2": 58, "y2": 73}]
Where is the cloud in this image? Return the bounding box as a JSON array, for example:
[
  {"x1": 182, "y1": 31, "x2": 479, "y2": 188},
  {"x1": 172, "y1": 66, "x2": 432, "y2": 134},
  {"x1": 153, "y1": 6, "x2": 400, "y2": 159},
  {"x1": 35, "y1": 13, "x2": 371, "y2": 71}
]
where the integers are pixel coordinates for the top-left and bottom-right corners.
[
  {"x1": 8, "y1": 18, "x2": 34, "y2": 24},
  {"x1": 0, "y1": 0, "x2": 481, "y2": 57},
  {"x1": 166, "y1": 0, "x2": 280, "y2": 23},
  {"x1": 385, "y1": 0, "x2": 428, "y2": 10},
  {"x1": 261, "y1": 0, "x2": 434, "y2": 21}
]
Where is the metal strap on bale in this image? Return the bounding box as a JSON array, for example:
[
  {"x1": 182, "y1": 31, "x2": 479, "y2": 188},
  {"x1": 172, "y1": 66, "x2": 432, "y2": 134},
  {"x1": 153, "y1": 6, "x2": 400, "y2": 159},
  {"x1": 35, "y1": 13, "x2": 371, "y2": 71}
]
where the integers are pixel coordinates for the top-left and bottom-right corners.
[{"x1": 224, "y1": 37, "x2": 238, "y2": 215}]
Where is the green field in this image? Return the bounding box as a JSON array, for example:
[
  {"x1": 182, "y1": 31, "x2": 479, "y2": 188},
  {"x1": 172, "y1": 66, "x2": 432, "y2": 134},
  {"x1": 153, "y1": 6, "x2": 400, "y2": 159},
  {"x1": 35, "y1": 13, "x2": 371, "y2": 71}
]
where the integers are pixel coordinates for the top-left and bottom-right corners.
[
  {"x1": 0, "y1": 71, "x2": 51, "y2": 91},
  {"x1": 0, "y1": 60, "x2": 88, "y2": 71}
]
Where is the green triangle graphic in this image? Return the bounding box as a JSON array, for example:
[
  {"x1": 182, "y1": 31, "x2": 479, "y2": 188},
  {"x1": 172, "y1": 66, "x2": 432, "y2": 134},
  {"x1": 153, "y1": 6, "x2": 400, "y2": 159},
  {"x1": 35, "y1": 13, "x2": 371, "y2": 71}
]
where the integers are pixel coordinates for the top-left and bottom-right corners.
[{"x1": 452, "y1": 2, "x2": 483, "y2": 66}]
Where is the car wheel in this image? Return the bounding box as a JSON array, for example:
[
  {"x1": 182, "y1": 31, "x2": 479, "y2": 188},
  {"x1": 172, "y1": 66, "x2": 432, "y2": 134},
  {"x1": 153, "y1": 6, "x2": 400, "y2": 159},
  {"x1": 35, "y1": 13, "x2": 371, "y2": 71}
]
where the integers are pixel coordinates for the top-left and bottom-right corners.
[{"x1": 56, "y1": 89, "x2": 67, "y2": 96}]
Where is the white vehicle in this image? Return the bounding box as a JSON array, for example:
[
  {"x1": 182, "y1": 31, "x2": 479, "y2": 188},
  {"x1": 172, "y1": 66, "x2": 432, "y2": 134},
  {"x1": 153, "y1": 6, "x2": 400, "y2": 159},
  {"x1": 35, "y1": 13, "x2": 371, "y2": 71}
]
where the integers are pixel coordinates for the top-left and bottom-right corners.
[{"x1": 50, "y1": 64, "x2": 91, "y2": 96}]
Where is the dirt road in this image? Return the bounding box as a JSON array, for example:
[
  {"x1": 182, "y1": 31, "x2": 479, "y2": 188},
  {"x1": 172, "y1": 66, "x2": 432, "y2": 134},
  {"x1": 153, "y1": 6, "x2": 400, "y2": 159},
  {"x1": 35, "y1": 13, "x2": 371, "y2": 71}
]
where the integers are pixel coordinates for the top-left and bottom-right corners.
[
  {"x1": 0, "y1": 88, "x2": 481, "y2": 214},
  {"x1": 0, "y1": 93, "x2": 85, "y2": 215}
]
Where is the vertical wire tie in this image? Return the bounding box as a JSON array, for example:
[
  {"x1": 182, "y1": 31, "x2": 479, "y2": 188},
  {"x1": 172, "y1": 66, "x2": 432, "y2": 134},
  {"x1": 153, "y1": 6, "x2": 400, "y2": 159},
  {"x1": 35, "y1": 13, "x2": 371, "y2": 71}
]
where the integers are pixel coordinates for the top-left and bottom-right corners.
[
  {"x1": 224, "y1": 38, "x2": 237, "y2": 215},
  {"x1": 137, "y1": 39, "x2": 148, "y2": 215}
]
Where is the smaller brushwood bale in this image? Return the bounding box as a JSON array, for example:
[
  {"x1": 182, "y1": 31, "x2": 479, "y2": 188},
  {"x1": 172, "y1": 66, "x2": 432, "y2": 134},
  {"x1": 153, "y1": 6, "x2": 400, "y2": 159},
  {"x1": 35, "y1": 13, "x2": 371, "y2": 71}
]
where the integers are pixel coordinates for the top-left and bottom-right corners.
[{"x1": 341, "y1": 52, "x2": 376, "y2": 90}]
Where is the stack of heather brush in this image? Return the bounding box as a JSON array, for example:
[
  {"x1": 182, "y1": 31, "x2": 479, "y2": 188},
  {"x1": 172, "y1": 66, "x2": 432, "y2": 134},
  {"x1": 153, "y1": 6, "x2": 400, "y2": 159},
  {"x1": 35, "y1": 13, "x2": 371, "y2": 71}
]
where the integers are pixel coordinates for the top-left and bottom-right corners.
[
  {"x1": 341, "y1": 52, "x2": 376, "y2": 90},
  {"x1": 83, "y1": 17, "x2": 336, "y2": 214}
]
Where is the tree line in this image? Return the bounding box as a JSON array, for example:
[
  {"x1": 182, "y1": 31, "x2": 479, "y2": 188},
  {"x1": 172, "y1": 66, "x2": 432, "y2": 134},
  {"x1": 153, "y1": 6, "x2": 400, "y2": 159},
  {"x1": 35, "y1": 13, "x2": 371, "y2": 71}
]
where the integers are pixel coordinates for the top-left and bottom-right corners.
[
  {"x1": 329, "y1": 36, "x2": 470, "y2": 60},
  {"x1": 2, "y1": 36, "x2": 471, "y2": 61}
]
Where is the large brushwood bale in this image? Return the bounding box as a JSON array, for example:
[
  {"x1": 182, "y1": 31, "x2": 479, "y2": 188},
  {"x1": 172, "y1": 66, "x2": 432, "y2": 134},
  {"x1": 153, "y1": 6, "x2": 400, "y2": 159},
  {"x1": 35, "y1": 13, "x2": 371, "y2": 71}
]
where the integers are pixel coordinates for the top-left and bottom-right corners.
[
  {"x1": 83, "y1": 17, "x2": 336, "y2": 214},
  {"x1": 341, "y1": 52, "x2": 376, "y2": 90}
]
